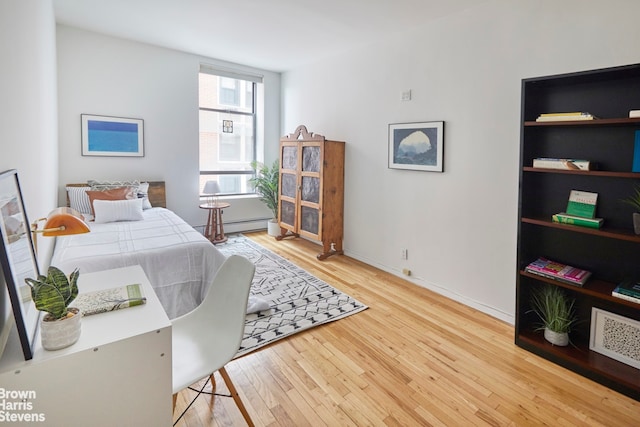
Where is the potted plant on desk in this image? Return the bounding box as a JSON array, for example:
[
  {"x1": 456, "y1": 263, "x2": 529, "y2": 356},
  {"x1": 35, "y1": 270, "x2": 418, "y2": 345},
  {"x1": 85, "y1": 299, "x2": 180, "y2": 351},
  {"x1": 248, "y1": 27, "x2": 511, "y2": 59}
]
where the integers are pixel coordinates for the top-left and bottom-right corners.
[
  {"x1": 250, "y1": 160, "x2": 280, "y2": 237},
  {"x1": 25, "y1": 266, "x2": 82, "y2": 350}
]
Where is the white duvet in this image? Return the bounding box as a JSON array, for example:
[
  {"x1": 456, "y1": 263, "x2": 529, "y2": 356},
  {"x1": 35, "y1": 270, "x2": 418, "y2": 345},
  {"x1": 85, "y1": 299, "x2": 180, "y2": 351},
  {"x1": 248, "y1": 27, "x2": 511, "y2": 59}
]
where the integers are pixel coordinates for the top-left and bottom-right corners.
[{"x1": 50, "y1": 208, "x2": 227, "y2": 319}]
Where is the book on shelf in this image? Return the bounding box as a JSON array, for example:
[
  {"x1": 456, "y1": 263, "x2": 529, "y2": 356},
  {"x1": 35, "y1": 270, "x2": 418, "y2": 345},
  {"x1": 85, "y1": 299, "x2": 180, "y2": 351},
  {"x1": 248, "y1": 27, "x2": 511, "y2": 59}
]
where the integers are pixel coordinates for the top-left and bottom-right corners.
[
  {"x1": 612, "y1": 279, "x2": 640, "y2": 297},
  {"x1": 524, "y1": 257, "x2": 592, "y2": 287},
  {"x1": 74, "y1": 283, "x2": 147, "y2": 316},
  {"x1": 535, "y1": 112, "x2": 597, "y2": 122},
  {"x1": 612, "y1": 292, "x2": 640, "y2": 304},
  {"x1": 532, "y1": 158, "x2": 592, "y2": 171},
  {"x1": 629, "y1": 110, "x2": 640, "y2": 118},
  {"x1": 633, "y1": 130, "x2": 640, "y2": 172},
  {"x1": 565, "y1": 189, "x2": 598, "y2": 219},
  {"x1": 552, "y1": 212, "x2": 603, "y2": 229}
]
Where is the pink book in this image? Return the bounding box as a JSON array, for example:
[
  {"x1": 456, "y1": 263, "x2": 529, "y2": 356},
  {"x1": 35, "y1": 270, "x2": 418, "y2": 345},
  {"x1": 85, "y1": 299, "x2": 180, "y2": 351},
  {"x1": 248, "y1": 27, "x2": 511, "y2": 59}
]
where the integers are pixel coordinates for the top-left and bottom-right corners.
[{"x1": 525, "y1": 257, "x2": 591, "y2": 286}]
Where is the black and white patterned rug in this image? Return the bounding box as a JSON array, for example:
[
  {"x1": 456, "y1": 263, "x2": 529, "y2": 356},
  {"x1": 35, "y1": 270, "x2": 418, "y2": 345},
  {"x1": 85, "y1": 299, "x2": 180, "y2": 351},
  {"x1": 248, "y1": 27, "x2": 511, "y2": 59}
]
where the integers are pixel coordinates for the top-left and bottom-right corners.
[{"x1": 217, "y1": 235, "x2": 368, "y2": 358}]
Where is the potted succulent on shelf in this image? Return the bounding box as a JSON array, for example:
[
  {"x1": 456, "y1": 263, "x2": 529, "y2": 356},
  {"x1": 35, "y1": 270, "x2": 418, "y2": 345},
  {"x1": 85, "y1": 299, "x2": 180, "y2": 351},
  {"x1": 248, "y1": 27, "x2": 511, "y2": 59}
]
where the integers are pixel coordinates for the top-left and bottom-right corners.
[
  {"x1": 249, "y1": 160, "x2": 280, "y2": 237},
  {"x1": 25, "y1": 266, "x2": 82, "y2": 350},
  {"x1": 529, "y1": 284, "x2": 578, "y2": 346},
  {"x1": 621, "y1": 184, "x2": 640, "y2": 234}
]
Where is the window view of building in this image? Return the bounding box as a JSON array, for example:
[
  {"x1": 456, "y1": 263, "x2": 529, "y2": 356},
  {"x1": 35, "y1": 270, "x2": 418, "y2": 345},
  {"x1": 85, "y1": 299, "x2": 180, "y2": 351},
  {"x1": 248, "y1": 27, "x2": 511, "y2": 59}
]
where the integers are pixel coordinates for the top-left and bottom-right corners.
[{"x1": 198, "y1": 67, "x2": 261, "y2": 196}]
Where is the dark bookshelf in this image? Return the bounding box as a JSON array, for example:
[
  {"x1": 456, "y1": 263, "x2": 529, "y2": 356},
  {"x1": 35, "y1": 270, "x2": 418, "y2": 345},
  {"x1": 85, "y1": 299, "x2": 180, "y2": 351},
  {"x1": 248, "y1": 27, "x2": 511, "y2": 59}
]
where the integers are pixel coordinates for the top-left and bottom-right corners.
[{"x1": 516, "y1": 63, "x2": 640, "y2": 401}]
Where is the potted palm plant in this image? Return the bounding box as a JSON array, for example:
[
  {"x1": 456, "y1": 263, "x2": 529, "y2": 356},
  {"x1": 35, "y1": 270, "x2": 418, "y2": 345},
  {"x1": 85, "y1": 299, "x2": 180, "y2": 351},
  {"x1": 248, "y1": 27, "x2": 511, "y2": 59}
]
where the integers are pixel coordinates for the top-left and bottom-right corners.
[
  {"x1": 249, "y1": 160, "x2": 280, "y2": 236},
  {"x1": 529, "y1": 284, "x2": 577, "y2": 346},
  {"x1": 621, "y1": 184, "x2": 640, "y2": 234},
  {"x1": 25, "y1": 266, "x2": 82, "y2": 350}
]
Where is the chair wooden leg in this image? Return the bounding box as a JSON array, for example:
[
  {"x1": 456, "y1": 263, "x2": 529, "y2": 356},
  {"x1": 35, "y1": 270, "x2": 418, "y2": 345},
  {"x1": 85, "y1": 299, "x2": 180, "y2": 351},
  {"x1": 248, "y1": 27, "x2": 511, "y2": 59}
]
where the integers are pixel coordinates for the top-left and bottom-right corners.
[
  {"x1": 209, "y1": 373, "x2": 217, "y2": 407},
  {"x1": 219, "y1": 366, "x2": 255, "y2": 427}
]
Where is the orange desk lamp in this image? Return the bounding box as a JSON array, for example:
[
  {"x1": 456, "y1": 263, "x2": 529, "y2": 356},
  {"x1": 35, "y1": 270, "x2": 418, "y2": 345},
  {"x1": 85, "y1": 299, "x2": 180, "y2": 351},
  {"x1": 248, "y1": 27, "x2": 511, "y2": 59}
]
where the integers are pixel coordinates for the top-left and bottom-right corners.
[{"x1": 31, "y1": 207, "x2": 90, "y2": 253}]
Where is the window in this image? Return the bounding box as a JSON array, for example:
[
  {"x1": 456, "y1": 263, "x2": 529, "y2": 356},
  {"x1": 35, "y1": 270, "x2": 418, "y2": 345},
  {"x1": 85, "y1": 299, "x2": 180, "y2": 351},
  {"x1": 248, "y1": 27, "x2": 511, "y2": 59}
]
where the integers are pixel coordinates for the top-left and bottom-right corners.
[{"x1": 198, "y1": 65, "x2": 263, "y2": 196}]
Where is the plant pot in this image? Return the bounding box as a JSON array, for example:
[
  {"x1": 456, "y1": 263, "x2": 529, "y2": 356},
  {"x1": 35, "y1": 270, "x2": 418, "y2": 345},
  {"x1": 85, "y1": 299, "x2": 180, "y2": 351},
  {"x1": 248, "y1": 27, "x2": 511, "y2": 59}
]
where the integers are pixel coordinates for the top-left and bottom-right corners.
[
  {"x1": 40, "y1": 307, "x2": 82, "y2": 351},
  {"x1": 267, "y1": 219, "x2": 280, "y2": 237},
  {"x1": 544, "y1": 327, "x2": 569, "y2": 346},
  {"x1": 633, "y1": 212, "x2": 640, "y2": 235}
]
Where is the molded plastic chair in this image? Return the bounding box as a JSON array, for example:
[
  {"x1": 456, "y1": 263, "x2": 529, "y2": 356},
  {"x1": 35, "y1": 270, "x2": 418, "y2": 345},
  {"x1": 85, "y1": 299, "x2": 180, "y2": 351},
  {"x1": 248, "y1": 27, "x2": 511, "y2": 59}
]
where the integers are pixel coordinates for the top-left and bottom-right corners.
[{"x1": 172, "y1": 255, "x2": 256, "y2": 426}]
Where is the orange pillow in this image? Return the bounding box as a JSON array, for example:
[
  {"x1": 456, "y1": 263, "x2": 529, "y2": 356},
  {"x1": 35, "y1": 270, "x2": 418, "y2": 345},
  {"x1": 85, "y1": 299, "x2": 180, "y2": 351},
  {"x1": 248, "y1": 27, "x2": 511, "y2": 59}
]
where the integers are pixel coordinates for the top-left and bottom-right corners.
[{"x1": 86, "y1": 187, "x2": 135, "y2": 216}]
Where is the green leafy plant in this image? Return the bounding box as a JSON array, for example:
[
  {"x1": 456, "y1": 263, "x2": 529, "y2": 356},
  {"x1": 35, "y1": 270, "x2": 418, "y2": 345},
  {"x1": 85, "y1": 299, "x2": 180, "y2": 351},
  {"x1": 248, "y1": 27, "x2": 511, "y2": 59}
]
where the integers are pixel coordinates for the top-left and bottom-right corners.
[
  {"x1": 621, "y1": 184, "x2": 640, "y2": 212},
  {"x1": 249, "y1": 160, "x2": 279, "y2": 219},
  {"x1": 25, "y1": 266, "x2": 79, "y2": 320},
  {"x1": 529, "y1": 284, "x2": 578, "y2": 334}
]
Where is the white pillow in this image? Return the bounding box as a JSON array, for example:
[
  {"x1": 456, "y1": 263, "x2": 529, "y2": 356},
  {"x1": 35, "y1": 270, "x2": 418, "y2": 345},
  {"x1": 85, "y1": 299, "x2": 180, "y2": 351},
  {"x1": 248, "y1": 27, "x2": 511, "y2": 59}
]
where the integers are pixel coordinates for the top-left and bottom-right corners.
[
  {"x1": 66, "y1": 186, "x2": 92, "y2": 216},
  {"x1": 93, "y1": 198, "x2": 144, "y2": 224}
]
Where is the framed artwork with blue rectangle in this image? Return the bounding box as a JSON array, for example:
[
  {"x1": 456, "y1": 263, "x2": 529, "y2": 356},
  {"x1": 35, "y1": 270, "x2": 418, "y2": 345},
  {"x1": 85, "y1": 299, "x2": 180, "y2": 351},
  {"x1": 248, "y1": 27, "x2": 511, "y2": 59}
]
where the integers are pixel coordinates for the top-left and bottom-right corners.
[{"x1": 81, "y1": 114, "x2": 144, "y2": 157}]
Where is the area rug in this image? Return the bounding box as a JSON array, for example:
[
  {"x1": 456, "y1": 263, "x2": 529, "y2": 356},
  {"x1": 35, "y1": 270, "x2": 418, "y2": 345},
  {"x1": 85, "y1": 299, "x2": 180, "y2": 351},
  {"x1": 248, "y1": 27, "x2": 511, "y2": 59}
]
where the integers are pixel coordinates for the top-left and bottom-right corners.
[{"x1": 216, "y1": 235, "x2": 368, "y2": 358}]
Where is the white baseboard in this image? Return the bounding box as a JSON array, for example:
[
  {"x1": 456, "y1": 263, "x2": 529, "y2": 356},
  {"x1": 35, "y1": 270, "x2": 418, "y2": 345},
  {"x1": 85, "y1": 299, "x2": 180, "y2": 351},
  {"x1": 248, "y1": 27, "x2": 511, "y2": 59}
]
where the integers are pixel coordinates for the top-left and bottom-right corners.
[{"x1": 343, "y1": 249, "x2": 515, "y2": 325}]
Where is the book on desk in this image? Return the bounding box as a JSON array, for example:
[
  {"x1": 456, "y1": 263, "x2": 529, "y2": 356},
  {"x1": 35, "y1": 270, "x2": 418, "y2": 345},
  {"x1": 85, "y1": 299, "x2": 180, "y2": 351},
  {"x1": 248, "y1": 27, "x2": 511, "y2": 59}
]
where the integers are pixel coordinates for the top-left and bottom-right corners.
[{"x1": 74, "y1": 283, "x2": 146, "y2": 316}]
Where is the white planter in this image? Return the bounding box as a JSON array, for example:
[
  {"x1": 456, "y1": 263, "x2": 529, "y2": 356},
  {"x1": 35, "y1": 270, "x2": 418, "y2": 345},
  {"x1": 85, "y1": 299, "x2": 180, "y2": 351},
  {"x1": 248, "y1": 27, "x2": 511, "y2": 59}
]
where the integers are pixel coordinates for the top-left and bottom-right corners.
[
  {"x1": 267, "y1": 219, "x2": 280, "y2": 237},
  {"x1": 633, "y1": 212, "x2": 640, "y2": 235},
  {"x1": 544, "y1": 327, "x2": 569, "y2": 346},
  {"x1": 40, "y1": 308, "x2": 82, "y2": 351}
]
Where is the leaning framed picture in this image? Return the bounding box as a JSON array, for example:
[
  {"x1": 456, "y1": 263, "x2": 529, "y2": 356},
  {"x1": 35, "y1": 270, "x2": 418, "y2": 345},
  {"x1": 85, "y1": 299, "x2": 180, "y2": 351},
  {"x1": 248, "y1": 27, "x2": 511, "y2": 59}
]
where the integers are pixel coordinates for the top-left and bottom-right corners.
[
  {"x1": 388, "y1": 121, "x2": 444, "y2": 172},
  {"x1": 81, "y1": 114, "x2": 144, "y2": 157},
  {"x1": 590, "y1": 307, "x2": 640, "y2": 369},
  {"x1": 0, "y1": 169, "x2": 40, "y2": 360}
]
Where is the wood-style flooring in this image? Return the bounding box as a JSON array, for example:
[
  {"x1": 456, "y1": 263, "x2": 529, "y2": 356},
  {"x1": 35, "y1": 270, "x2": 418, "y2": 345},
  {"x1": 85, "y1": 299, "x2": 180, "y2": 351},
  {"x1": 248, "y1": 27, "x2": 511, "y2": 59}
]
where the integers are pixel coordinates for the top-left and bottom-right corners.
[{"x1": 174, "y1": 231, "x2": 639, "y2": 426}]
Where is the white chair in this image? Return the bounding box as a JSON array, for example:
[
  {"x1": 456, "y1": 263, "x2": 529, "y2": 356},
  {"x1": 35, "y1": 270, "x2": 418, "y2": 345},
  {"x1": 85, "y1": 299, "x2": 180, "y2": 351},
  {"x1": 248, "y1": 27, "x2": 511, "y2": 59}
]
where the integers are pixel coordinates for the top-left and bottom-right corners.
[{"x1": 172, "y1": 255, "x2": 256, "y2": 426}]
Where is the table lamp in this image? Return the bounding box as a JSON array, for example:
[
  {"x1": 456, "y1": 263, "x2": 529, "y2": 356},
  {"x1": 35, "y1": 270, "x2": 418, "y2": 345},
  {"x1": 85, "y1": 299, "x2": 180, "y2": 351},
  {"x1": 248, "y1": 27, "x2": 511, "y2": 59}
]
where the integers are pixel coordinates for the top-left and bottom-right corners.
[
  {"x1": 31, "y1": 207, "x2": 90, "y2": 253},
  {"x1": 202, "y1": 180, "x2": 221, "y2": 206}
]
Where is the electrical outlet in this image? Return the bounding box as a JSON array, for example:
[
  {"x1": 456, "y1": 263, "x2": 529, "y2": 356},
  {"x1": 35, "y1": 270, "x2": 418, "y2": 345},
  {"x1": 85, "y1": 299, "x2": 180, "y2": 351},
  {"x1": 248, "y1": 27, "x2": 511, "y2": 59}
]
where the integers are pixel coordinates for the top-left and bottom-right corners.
[
  {"x1": 401, "y1": 249, "x2": 408, "y2": 260},
  {"x1": 402, "y1": 268, "x2": 411, "y2": 276}
]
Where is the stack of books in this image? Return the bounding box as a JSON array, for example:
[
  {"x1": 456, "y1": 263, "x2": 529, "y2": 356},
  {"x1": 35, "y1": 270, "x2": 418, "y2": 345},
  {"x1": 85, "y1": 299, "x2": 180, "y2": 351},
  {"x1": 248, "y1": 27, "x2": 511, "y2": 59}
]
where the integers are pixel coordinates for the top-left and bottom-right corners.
[
  {"x1": 532, "y1": 158, "x2": 592, "y2": 171},
  {"x1": 552, "y1": 189, "x2": 604, "y2": 229},
  {"x1": 612, "y1": 280, "x2": 640, "y2": 304},
  {"x1": 525, "y1": 257, "x2": 592, "y2": 287},
  {"x1": 535, "y1": 112, "x2": 598, "y2": 122}
]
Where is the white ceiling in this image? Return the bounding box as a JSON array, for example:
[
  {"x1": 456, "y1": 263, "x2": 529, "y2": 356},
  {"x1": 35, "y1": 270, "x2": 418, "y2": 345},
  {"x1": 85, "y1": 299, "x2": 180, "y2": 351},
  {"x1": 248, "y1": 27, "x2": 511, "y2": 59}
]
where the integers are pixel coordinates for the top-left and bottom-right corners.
[{"x1": 53, "y1": 0, "x2": 481, "y2": 72}]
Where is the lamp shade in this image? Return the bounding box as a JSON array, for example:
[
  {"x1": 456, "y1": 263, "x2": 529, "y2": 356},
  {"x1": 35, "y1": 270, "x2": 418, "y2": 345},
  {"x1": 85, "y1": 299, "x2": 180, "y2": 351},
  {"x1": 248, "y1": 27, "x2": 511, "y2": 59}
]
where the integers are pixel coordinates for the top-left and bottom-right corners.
[
  {"x1": 41, "y1": 207, "x2": 90, "y2": 237},
  {"x1": 202, "y1": 180, "x2": 221, "y2": 195}
]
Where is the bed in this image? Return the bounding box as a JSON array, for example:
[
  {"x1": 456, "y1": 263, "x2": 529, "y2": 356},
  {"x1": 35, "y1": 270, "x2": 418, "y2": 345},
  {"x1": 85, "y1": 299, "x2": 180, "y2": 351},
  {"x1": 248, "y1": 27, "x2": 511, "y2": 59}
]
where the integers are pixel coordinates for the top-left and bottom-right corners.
[{"x1": 50, "y1": 181, "x2": 226, "y2": 319}]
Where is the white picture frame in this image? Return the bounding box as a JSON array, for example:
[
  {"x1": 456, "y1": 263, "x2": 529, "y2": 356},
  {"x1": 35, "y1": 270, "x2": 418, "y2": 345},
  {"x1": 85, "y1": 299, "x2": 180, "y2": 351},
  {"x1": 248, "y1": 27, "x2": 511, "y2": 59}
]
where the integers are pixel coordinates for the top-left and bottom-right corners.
[
  {"x1": 81, "y1": 114, "x2": 144, "y2": 157},
  {"x1": 589, "y1": 307, "x2": 640, "y2": 369}
]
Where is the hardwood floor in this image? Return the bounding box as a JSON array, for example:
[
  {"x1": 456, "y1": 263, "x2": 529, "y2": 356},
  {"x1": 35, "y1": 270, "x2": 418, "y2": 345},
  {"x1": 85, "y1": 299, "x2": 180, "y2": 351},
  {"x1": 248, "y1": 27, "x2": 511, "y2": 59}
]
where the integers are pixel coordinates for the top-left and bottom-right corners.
[{"x1": 174, "y1": 232, "x2": 639, "y2": 426}]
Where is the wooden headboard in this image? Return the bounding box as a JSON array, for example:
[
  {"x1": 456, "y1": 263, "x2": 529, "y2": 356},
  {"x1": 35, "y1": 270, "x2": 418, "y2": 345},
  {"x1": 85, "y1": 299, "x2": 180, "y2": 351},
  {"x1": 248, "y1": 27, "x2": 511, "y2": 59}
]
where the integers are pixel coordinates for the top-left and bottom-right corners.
[{"x1": 66, "y1": 181, "x2": 167, "y2": 208}]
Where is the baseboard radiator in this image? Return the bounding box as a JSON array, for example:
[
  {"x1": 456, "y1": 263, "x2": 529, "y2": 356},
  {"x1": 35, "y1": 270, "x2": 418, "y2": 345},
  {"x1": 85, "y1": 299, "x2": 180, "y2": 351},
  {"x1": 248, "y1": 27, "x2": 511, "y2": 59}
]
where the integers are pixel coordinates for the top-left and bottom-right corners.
[{"x1": 196, "y1": 217, "x2": 269, "y2": 235}]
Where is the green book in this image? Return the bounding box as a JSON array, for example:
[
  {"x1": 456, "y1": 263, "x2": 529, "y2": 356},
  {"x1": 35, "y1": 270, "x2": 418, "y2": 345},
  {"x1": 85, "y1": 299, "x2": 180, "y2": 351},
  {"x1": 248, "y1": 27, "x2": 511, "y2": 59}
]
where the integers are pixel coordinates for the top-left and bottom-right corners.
[
  {"x1": 552, "y1": 213, "x2": 603, "y2": 229},
  {"x1": 74, "y1": 283, "x2": 146, "y2": 316},
  {"x1": 565, "y1": 190, "x2": 598, "y2": 218}
]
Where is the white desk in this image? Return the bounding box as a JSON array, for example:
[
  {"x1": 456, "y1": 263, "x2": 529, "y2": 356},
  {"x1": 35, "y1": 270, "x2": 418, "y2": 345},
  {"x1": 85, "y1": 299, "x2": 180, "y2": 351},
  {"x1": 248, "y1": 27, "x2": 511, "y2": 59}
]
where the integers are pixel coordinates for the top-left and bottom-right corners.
[{"x1": 0, "y1": 265, "x2": 172, "y2": 426}]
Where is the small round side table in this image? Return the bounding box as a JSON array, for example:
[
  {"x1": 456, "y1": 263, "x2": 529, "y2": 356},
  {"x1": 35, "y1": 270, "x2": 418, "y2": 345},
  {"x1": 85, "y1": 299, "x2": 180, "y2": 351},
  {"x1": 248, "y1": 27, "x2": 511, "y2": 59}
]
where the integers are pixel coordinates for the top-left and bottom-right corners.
[{"x1": 199, "y1": 201, "x2": 231, "y2": 244}]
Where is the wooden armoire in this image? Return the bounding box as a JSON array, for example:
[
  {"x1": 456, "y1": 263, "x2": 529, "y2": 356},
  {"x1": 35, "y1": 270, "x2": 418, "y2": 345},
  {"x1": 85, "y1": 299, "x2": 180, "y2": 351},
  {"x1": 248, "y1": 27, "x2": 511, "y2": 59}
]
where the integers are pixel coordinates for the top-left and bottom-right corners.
[{"x1": 276, "y1": 125, "x2": 345, "y2": 260}]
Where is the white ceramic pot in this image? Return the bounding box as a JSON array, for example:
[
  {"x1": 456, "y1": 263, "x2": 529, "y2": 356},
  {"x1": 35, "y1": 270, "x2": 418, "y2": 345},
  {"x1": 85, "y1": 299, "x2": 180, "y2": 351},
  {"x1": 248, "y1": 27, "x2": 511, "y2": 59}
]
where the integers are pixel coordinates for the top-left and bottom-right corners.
[
  {"x1": 267, "y1": 219, "x2": 280, "y2": 237},
  {"x1": 40, "y1": 307, "x2": 82, "y2": 351},
  {"x1": 544, "y1": 327, "x2": 569, "y2": 346},
  {"x1": 633, "y1": 212, "x2": 640, "y2": 235}
]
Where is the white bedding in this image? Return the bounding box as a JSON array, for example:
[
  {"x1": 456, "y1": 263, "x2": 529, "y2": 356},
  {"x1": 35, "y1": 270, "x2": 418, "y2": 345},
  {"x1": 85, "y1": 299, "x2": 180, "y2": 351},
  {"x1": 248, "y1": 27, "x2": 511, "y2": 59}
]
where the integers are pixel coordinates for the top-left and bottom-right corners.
[{"x1": 50, "y1": 207, "x2": 227, "y2": 319}]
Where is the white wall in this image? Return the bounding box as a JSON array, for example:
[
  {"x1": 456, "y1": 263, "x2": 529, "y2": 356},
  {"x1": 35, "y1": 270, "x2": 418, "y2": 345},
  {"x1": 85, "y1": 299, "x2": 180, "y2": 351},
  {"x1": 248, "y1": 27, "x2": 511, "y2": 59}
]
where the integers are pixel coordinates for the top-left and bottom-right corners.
[
  {"x1": 56, "y1": 26, "x2": 281, "y2": 227},
  {"x1": 281, "y1": 0, "x2": 640, "y2": 322},
  {"x1": 0, "y1": 0, "x2": 58, "y2": 357},
  {"x1": 0, "y1": 0, "x2": 59, "y2": 262}
]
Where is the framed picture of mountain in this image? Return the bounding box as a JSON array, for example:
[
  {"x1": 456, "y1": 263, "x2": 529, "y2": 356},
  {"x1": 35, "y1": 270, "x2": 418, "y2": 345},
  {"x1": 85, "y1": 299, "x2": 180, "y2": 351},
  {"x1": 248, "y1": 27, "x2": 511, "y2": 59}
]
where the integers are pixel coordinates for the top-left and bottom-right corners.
[{"x1": 388, "y1": 121, "x2": 444, "y2": 172}]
